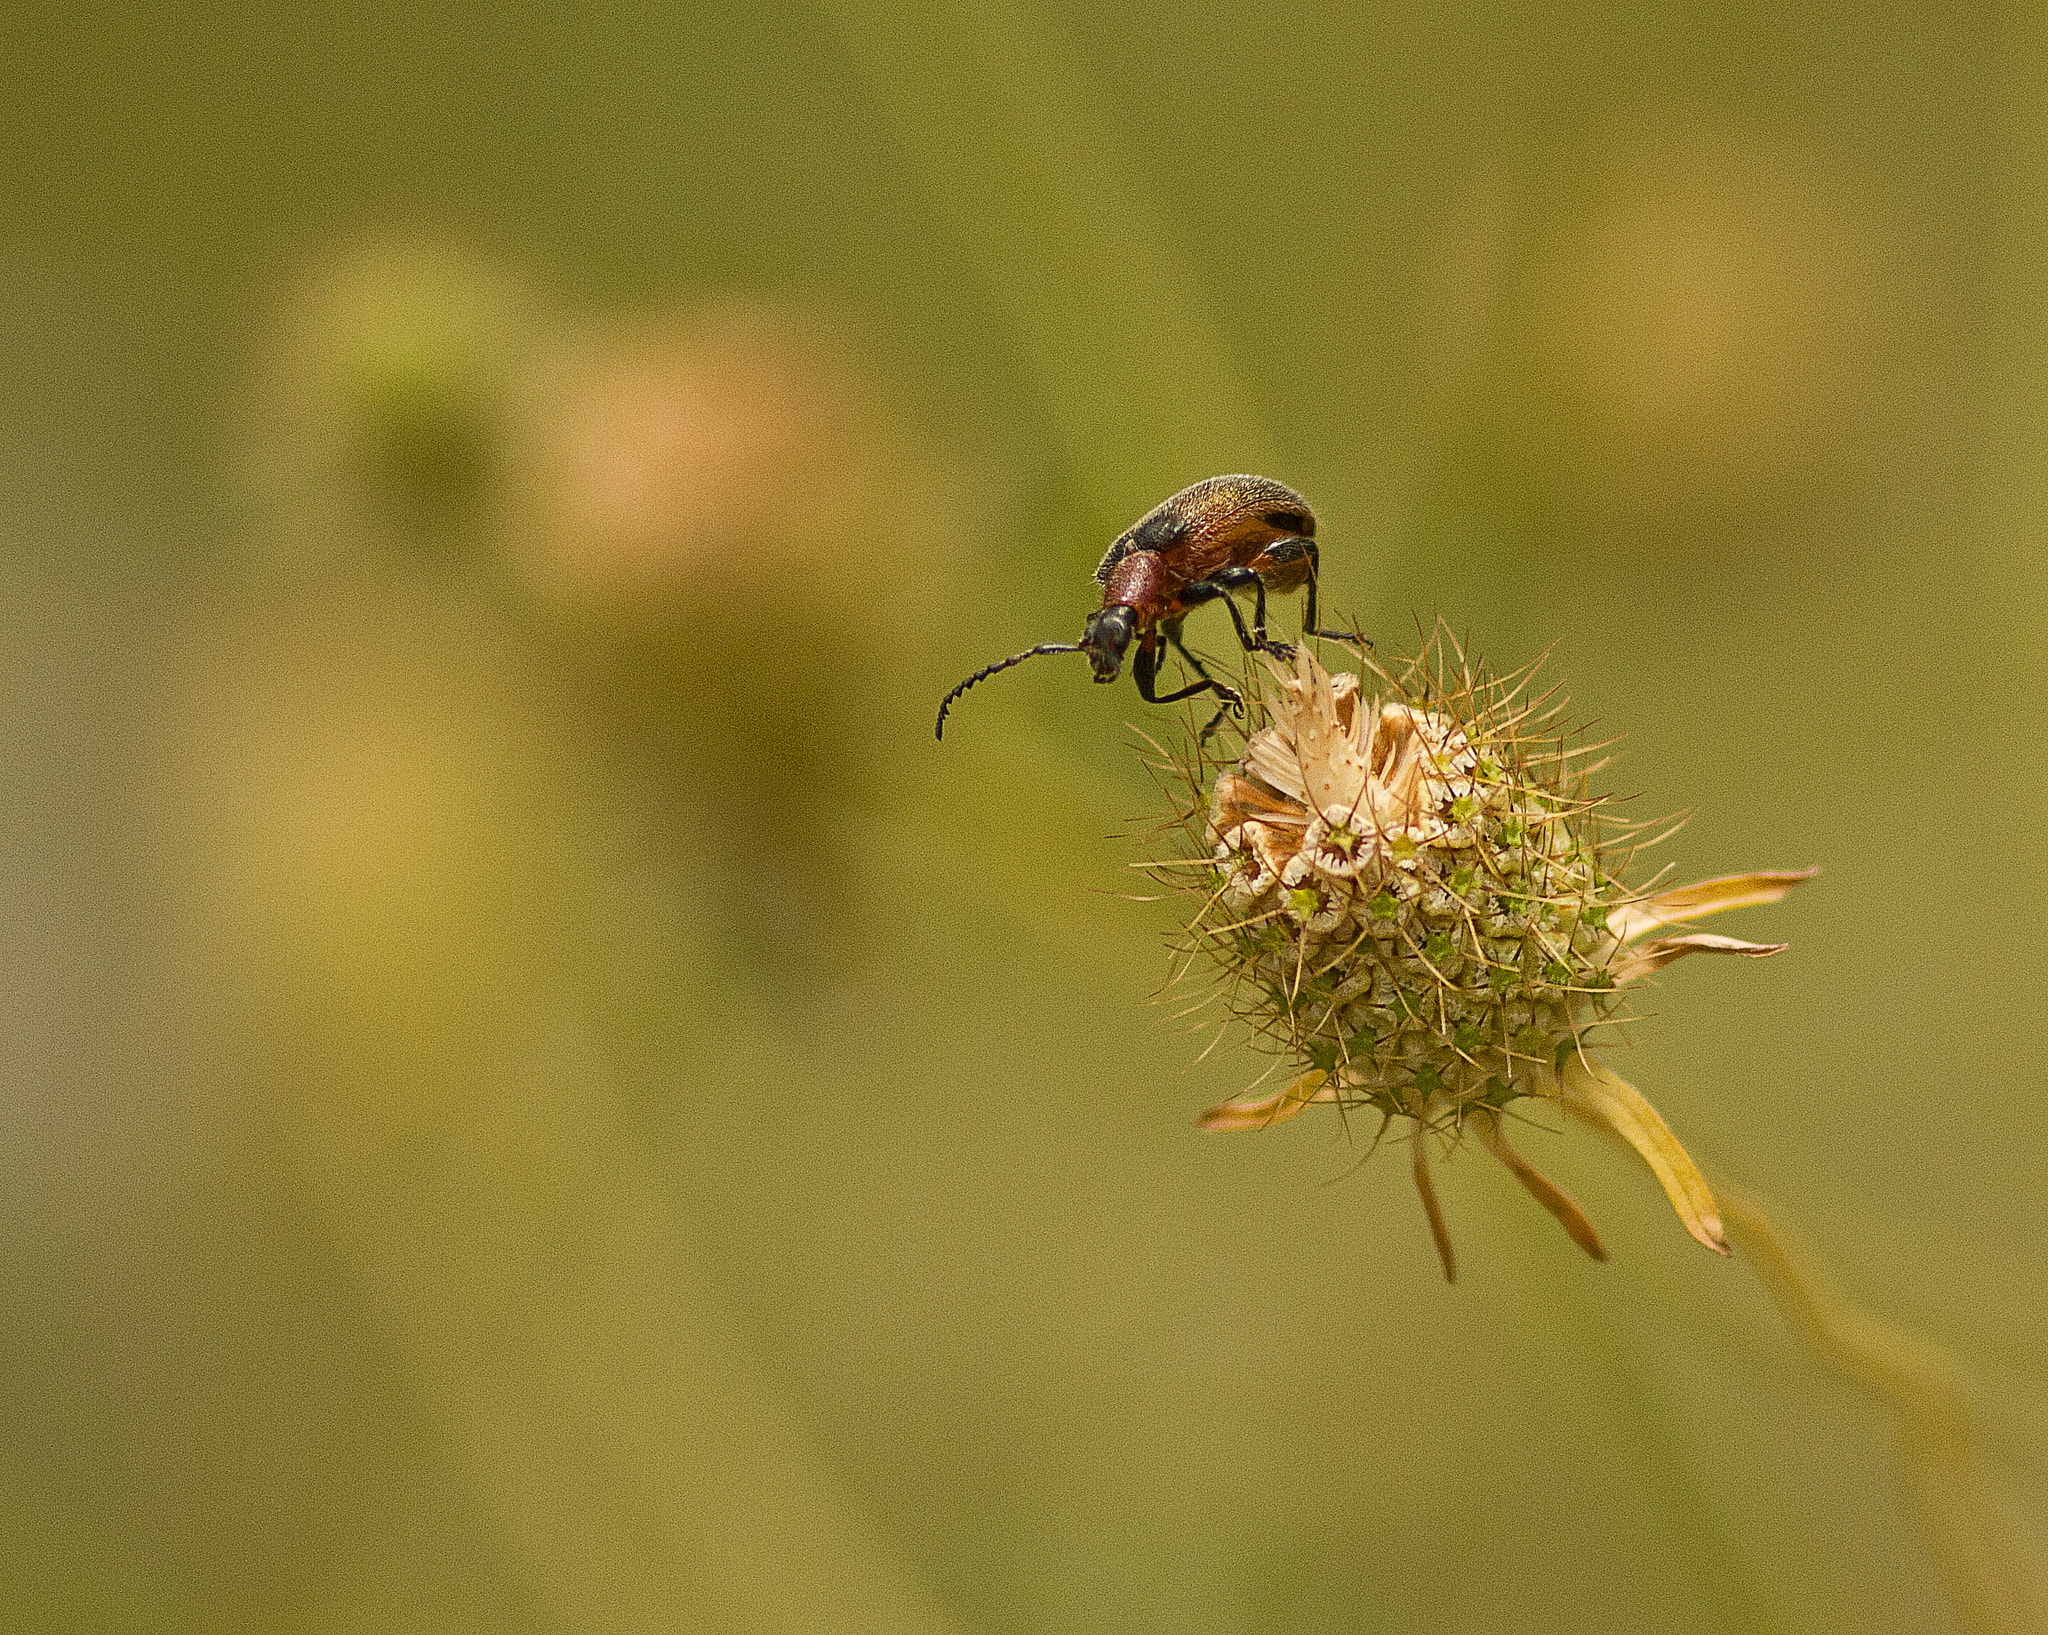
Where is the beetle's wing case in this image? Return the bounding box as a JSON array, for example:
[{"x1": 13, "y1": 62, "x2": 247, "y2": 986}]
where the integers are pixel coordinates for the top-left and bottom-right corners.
[
  {"x1": 1190, "y1": 474, "x2": 1316, "y2": 538},
  {"x1": 1094, "y1": 474, "x2": 1317, "y2": 584}
]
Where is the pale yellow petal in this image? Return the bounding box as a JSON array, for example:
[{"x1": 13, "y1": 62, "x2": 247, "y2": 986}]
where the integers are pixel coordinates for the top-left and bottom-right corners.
[
  {"x1": 1557, "y1": 1057, "x2": 1729, "y2": 1255},
  {"x1": 1609, "y1": 932, "x2": 1790, "y2": 987},
  {"x1": 1196, "y1": 1069, "x2": 1335, "y2": 1130},
  {"x1": 1609, "y1": 868, "x2": 1818, "y2": 946}
]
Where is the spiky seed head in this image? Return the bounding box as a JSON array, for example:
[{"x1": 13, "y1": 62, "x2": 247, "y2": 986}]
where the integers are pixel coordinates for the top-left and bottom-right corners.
[
  {"x1": 1185, "y1": 636, "x2": 1624, "y2": 1129},
  {"x1": 1151, "y1": 625, "x2": 1815, "y2": 1277}
]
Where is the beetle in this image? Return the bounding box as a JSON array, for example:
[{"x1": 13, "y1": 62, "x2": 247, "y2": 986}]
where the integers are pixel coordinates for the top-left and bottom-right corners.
[{"x1": 935, "y1": 474, "x2": 1362, "y2": 739}]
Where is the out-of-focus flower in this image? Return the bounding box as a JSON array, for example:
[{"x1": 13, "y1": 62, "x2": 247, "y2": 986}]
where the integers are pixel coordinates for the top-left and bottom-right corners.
[
  {"x1": 1434, "y1": 128, "x2": 1876, "y2": 532},
  {"x1": 510, "y1": 303, "x2": 954, "y2": 631},
  {"x1": 248, "y1": 234, "x2": 539, "y2": 547},
  {"x1": 1160, "y1": 634, "x2": 1812, "y2": 1280},
  {"x1": 503, "y1": 300, "x2": 968, "y2": 974},
  {"x1": 243, "y1": 239, "x2": 971, "y2": 978}
]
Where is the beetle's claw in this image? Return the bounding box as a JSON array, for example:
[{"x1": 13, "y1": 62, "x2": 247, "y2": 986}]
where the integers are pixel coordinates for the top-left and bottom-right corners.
[{"x1": 1197, "y1": 688, "x2": 1246, "y2": 745}]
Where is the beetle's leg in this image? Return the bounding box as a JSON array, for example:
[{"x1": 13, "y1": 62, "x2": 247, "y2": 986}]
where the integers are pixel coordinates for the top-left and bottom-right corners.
[
  {"x1": 1213, "y1": 563, "x2": 1272, "y2": 642},
  {"x1": 1134, "y1": 631, "x2": 1243, "y2": 713},
  {"x1": 1289, "y1": 539, "x2": 1370, "y2": 648},
  {"x1": 1181, "y1": 573, "x2": 1287, "y2": 657},
  {"x1": 1163, "y1": 624, "x2": 1219, "y2": 686},
  {"x1": 1161, "y1": 626, "x2": 1246, "y2": 742},
  {"x1": 1138, "y1": 636, "x2": 1244, "y2": 744}
]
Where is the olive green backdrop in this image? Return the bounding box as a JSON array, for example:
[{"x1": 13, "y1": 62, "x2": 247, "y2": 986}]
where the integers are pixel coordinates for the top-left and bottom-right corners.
[{"x1": 1, "y1": 4, "x2": 2044, "y2": 1631}]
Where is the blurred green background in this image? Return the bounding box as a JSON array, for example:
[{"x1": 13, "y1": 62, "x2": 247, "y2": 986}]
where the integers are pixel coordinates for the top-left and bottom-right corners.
[{"x1": 3, "y1": 3, "x2": 2046, "y2": 1631}]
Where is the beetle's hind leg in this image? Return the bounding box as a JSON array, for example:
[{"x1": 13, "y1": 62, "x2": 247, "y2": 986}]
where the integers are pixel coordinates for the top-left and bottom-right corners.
[{"x1": 1284, "y1": 539, "x2": 1371, "y2": 649}]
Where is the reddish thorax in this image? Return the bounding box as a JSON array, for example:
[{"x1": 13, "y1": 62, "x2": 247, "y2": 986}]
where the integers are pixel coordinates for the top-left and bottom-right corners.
[{"x1": 1098, "y1": 550, "x2": 1178, "y2": 621}]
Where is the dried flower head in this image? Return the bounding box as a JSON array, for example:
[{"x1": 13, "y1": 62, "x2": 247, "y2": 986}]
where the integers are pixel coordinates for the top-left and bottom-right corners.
[{"x1": 1154, "y1": 628, "x2": 1812, "y2": 1280}]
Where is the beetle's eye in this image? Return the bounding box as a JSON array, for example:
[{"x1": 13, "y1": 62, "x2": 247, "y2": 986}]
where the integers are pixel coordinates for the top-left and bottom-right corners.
[{"x1": 1263, "y1": 510, "x2": 1312, "y2": 535}]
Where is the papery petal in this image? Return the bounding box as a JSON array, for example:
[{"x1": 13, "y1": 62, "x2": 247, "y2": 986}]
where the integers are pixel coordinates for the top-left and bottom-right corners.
[
  {"x1": 1196, "y1": 1069, "x2": 1335, "y2": 1130},
  {"x1": 1207, "y1": 770, "x2": 1304, "y2": 842},
  {"x1": 1609, "y1": 932, "x2": 1790, "y2": 987},
  {"x1": 1557, "y1": 1057, "x2": 1729, "y2": 1255},
  {"x1": 1609, "y1": 868, "x2": 1818, "y2": 946},
  {"x1": 1243, "y1": 649, "x2": 1374, "y2": 815}
]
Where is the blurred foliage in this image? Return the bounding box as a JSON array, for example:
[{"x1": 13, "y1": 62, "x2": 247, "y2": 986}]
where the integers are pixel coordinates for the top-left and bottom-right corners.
[{"x1": 2, "y1": 2, "x2": 2046, "y2": 1632}]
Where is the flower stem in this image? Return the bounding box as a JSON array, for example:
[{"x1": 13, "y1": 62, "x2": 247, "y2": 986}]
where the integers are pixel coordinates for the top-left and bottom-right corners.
[
  {"x1": 1720, "y1": 1184, "x2": 2043, "y2": 1635},
  {"x1": 820, "y1": 0, "x2": 1272, "y2": 518}
]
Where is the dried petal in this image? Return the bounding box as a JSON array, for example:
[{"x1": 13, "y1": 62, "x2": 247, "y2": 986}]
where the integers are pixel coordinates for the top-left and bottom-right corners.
[
  {"x1": 1558, "y1": 1057, "x2": 1729, "y2": 1255},
  {"x1": 1470, "y1": 1107, "x2": 1608, "y2": 1262},
  {"x1": 1207, "y1": 770, "x2": 1306, "y2": 843},
  {"x1": 1411, "y1": 1133, "x2": 1457, "y2": 1283},
  {"x1": 1610, "y1": 932, "x2": 1790, "y2": 987},
  {"x1": 1196, "y1": 1069, "x2": 1336, "y2": 1130},
  {"x1": 1609, "y1": 868, "x2": 1818, "y2": 946}
]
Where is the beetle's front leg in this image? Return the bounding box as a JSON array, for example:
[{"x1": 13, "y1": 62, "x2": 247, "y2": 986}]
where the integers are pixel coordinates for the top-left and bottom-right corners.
[{"x1": 1134, "y1": 632, "x2": 1242, "y2": 712}]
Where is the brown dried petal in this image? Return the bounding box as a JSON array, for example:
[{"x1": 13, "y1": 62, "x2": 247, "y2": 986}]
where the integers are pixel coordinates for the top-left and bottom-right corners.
[{"x1": 1609, "y1": 932, "x2": 1790, "y2": 988}]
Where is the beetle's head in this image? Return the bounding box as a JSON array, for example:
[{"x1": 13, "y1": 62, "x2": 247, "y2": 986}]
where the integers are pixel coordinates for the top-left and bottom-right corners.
[{"x1": 1079, "y1": 605, "x2": 1137, "y2": 683}]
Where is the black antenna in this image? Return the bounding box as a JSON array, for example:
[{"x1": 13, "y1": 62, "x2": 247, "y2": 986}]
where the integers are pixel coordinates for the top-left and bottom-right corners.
[{"x1": 935, "y1": 643, "x2": 1082, "y2": 739}]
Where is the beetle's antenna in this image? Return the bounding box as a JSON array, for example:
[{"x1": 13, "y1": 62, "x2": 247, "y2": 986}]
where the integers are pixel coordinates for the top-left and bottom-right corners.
[{"x1": 935, "y1": 643, "x2": 1083, "y2": 739}]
